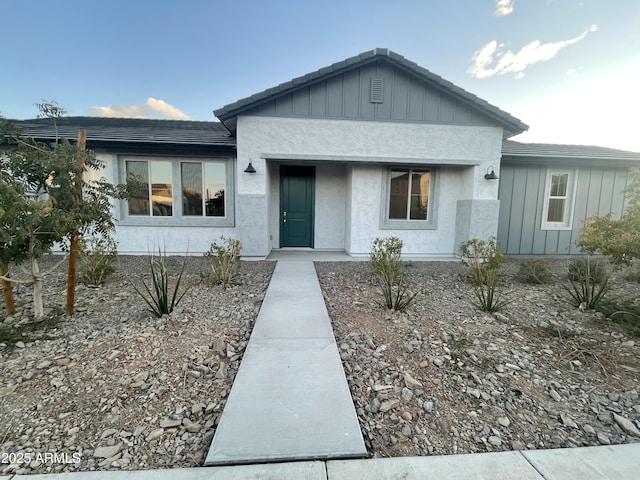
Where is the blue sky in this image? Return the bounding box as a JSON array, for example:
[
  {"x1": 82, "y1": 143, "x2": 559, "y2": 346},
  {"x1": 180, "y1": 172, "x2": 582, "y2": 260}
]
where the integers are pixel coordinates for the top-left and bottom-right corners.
[{"x1": 2, "y1": 0, "x2": 639, "y2": 151}]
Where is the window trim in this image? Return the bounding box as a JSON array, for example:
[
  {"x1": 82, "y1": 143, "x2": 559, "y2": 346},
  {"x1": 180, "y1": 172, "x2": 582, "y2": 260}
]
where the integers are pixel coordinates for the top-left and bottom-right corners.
[
  {"x1": 541, "y1": 168, "x2": 577, "y2": 231},
  {"x1": 117, "y1": 155, "x2": 235, "y2": 227},
  {"x1": 380, "y1": 166, "x2": 437, "y2": 230}
]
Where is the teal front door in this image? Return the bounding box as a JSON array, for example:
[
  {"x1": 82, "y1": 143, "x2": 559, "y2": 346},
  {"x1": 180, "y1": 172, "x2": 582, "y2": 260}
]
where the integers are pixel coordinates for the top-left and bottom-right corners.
[{"x1": 280, "y1": 166, "x2": 315, "y2": 247}]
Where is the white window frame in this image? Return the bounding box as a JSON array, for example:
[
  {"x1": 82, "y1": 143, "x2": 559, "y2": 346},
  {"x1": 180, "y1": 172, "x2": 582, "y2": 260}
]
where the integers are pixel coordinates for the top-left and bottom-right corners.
[
  {"x1": 381, "y1": 166, "x2": 437, "y2": 230},
  {"x1": 541, "y1": 168, "x2": 577, "y2": 230},
  {"x1": 117, "y1": 155, "x2": 235, "y2": 227}
]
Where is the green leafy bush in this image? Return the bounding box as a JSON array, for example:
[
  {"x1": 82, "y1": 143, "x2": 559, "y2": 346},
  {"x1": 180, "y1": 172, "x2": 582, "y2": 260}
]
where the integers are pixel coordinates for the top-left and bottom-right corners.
[
  {"x1": 459, "y1": 237, "x2": 508, "y2": 312},
  {"x1": 79, "y1": 233, "x2": 118, "y2": 285},
  {"x1": 576, "y1": 168, "x2": 640, "y2": 266},
  {"x1": 517, "y1": 258, "x2": 552, "y2": 284},
  {"x1": 563, "y1": 256, "x2": 611, "y2": 310},
  {"x1": 370, "y1": 237, "x2": 417, "y2": 312},
  {"x1": 204, "y1": 236, "x2": 242, "y2": 287},
  {"x1": 132, "y1": 246, "x2": 189, "y2": 317}
]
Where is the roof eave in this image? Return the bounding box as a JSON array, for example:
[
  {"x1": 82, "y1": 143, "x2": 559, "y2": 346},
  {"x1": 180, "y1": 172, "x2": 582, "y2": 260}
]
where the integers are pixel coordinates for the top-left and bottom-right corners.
[{"x1": 214, "y1": 49, "x2": 528, "y2": 136}]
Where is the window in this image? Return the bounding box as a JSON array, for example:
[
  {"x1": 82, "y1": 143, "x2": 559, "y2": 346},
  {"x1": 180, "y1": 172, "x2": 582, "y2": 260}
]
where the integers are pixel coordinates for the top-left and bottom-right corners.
[
  {"x1": 120, "y1": 156, "x2": 233, "y2": 226},
  {"x1": 542, "y1": 169, "x2": 576, "y2": 230},
  {"x1": 383, "y1": 167, "x2": 436, "y2": 229},
  {"x1": 181, "y1": 162, "x2": 225, "y2": 217},
  {"x1": 126, "y1": 160, "x2": 173, "y2": 216}
]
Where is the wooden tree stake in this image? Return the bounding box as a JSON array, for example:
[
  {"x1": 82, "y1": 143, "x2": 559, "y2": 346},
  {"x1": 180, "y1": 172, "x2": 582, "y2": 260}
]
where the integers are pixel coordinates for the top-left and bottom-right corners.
[
  {"x1": 66, "y1": 128, "x2": 86, "y2": 316},
  {"x1": 1, "y1": 264, "x2": 16, "y2": 315}
]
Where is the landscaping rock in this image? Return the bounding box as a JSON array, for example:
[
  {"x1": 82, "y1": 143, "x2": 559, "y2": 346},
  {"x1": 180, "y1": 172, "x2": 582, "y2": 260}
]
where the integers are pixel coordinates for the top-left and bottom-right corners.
[
  {"x1": 316, "y1": 260, "x2": 640, "y2": 459},
  {"x1": 0, "y1": 257, "x2": 273, "y2": 475}
]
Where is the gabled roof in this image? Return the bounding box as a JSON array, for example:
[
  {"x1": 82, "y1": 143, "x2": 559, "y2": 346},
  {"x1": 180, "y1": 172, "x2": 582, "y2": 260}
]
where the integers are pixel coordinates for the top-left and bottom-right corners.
[
  {"x1": 12, "y1": 117, "x2": 236, "y2": 152},
  {"x1": 214, "y1": 48, "x2": 528, "y2": 137},
  {"x1": 502, "y1": 140, "x2": 640, "y2": 163}
]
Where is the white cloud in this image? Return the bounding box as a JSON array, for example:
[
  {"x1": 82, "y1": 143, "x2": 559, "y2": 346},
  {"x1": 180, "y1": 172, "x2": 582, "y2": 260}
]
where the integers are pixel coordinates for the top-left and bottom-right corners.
[
  {"x1": 494, "y1": 0, "x2": 514, "y2": 16},
  {"x1": 468, "y1": 25, "x2": 598, "y2": 79},
  {"x1": 146, "y1": 98, "x2": 190, "y2": 120},
  {"x1": 90, "y1": 98, "x2": 190, "y2": 120}
]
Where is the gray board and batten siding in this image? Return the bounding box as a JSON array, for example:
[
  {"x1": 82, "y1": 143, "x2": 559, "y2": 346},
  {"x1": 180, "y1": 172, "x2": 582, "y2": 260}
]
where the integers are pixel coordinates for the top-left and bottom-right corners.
[
  {"x1": 244, "y1": 60, "x2": 501, "y2": 128},
  {"x1": 215, "y1": 49, "x2": 527, "y2": 136},
  {"x1": 497, "y1": 163, "x2": 631, "y2": 256}
]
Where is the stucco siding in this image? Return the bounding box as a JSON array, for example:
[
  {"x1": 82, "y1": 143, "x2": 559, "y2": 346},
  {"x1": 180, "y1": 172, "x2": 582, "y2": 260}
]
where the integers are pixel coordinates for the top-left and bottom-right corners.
[
  {"x1": 237, "y1": 115, "x2": 504, "y2": 257},
  {"x1": 113, "y1": 225, "x2": 237, "y2": 255},
  {"x1": 498, "y1": 164, "x2": 631, "y2": 255},
  {"x1": 238, "y1": 116, "x2": 503, "y2": 164},
  {"x1": 346, "y1": 165, "x2": 477, "y2": 257},
  {"x1": 314, "y1": 164, "x2": 347, "y2": 250}
]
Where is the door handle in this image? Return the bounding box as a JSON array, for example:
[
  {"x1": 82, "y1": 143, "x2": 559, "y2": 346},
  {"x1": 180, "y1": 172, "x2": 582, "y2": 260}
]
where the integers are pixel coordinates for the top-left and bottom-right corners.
[{"x1": 283, "y1": 211, "x2": 287, "y2": 223}]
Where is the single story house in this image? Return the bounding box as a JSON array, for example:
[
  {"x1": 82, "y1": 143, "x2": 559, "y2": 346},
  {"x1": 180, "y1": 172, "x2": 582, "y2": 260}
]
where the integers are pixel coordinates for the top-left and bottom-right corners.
[{"x1": 16, "y1": 49, "x2": 640, "y2": 258}]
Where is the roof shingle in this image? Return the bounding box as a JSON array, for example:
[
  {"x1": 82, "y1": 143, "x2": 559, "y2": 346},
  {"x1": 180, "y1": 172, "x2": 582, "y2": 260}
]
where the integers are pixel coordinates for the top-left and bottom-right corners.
[{"x1": 13, "y1": 117, "x2": 235, "y2": 148}]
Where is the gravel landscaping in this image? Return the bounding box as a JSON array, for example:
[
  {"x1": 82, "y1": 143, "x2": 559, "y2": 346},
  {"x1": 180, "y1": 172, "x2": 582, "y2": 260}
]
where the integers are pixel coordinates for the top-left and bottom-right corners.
[
  {"x1": 0, "y1": 256, "x2": 273, "y2": 475},
  {"x1": 1, "y1": 255, "x2": 639, "y2": 475},
  {"x1": 316, "y1": 260, "x2": 640, "y2": 458}
]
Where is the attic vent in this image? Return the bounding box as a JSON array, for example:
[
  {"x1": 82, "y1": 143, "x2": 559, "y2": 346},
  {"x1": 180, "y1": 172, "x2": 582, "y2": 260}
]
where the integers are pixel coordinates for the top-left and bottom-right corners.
[{"x1": 370, "y1": 78, "x2": 383, "y2": 103}]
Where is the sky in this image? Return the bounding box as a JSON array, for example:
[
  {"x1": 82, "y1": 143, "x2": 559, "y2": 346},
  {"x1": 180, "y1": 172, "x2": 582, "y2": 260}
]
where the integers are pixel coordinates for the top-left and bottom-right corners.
[{"x1": 2, "y1": 0, "x2": 639, "y2": 151}]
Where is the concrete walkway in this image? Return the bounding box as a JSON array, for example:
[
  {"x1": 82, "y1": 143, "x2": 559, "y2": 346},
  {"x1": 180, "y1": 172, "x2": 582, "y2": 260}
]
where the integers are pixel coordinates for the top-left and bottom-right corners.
[{"x1": 204, "y1": 260, "x2": 367, "y2": 465}]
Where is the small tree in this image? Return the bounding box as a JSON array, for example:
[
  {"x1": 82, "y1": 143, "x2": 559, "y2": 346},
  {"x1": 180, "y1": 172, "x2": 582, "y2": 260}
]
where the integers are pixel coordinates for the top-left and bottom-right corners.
[
  {"x1": 0, "y1": 104, "x2": 126, "y2": 318},
  {"x1": 576, "y1": 168, "x2": 640, "y2": 266}
]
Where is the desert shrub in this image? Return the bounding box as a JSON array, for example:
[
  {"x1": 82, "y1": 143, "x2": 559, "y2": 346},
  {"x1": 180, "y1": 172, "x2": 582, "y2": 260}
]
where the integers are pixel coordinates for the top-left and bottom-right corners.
[
  {"x1": 544, "y1": 324, "x2": 576, "y2": 340},
  {"x1": 517, "y1": 258, "x2": 552, "y2": 284},
  {"x1": 624, "y1": 261, "x2": 640, "y2": 283},
  {"x1": 204, "y1": 236, "x2": 242, "y2": 287},
  {"x1": 131, "y1": 245, "x2": 189, "y2": 317},
  {"x1": 458, "y1": 237, "x2": 504, "y2": 285},
  {"x1": 79, "y1": 233, "x2": 118, "y2": 285},
  {"x1": 597, "y1": 299, "x2": 640, "y2": 336},
  {"x1": 471, "y1": 267, "x2": 510, "y2": 312},
  {"x1": 568, "y1": 257, "x2": 609, "y2": 284},
  {"x1": 370, "y1": 237, "x2": 417, "y2": 312},
  {"x1": 576, "y1": 168, "x2": 640, "y2": 266},
  {"x1": 563, "y1": 256, "x2": 611, "y2": 310},
  {"x1": 459, "y1": 237, "x2": 508, "y2": 312}
]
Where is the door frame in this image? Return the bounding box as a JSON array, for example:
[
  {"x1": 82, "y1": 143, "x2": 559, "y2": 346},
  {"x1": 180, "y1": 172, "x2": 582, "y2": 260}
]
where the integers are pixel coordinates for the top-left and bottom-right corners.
[{"x1": 279, "y1": 165, "x2": 315, "y2": 248}]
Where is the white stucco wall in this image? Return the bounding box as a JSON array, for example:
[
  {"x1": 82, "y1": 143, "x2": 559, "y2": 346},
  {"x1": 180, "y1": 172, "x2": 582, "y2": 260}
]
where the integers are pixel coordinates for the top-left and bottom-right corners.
[
  {"x1": 113, "y1": 226, "x2": 237, "y2": 255},
  {"x1": 236, "y1": 115, "x2": 504, "y2": 257},
  {"x1": 346, "y1": 164, "x2": 469, "y2": 256}
]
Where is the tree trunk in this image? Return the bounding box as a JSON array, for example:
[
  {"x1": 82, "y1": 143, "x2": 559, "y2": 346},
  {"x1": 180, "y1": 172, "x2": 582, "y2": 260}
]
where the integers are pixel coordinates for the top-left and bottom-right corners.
[
  {"x1": 31, "y1": 257, "x2": 44, "y2": 319},
  {"x1": 66, "y1": 128, "x2": 86, "y2": 316},
  {"x1": 1, "y1": 264, "x2": 16, "y2": 315}
]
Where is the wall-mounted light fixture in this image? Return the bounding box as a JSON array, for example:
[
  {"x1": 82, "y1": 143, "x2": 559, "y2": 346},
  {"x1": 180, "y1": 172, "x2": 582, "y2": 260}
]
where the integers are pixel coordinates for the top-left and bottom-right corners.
[
  {"x1": 244, "y1": 161, "x2": 256, "y2": 174},
  {"x1": 484, "y1": 166, "x2": 499, "y2": 180}
]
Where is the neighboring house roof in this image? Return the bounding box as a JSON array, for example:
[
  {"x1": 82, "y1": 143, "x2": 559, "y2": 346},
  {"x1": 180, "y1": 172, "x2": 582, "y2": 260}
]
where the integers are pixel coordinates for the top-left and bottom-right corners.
[
  {"x1": 12, "y1": 116, "x2": 236, "y2": 154},
  {"x1": 502, "y1": 140, "x2": 640, "y2": 167},
  {"x1": 214, "y1": 48, "x2": 529, "y2": 137}
]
